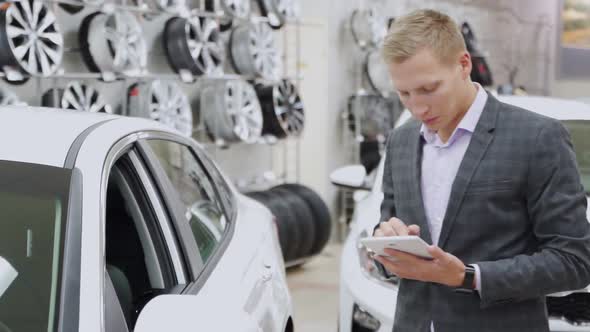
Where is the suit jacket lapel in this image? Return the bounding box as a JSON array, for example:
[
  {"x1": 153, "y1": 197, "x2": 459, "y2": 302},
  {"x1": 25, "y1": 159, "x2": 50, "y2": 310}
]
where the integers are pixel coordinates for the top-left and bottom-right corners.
[
  {"x1": 407, "y1": 122, "x2": 434, "y2": 245},
  {"x1": 437, "y1": 93, "x2": 499, "y2": 249}
]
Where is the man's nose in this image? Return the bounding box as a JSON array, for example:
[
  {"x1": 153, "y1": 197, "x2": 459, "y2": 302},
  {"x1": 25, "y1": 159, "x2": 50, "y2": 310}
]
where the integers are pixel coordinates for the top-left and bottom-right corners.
[{"x1": 411, "y1": 104, "x2": 429, "y2": 119}]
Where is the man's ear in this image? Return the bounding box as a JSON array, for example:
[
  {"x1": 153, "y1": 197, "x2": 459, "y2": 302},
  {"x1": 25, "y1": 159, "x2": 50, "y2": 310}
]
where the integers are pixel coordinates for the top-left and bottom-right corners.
[{"x1": 459, "y1": 51, "x2": 472, "y2": 80}]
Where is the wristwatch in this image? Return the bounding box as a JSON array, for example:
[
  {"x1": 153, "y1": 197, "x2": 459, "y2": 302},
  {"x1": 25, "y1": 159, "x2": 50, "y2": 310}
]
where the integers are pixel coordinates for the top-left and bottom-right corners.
[{"x1": 454, "y1": 264, "x2": 476, "y2": 294}]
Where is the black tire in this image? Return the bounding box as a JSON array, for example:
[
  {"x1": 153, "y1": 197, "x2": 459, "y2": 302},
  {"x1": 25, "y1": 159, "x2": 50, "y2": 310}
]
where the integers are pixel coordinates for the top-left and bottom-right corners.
[
  {"x1": 265, "y1": 192, "x2": 302, "y2": 261},
  {"x1": 461, "y1": 22, "x2": 477, "y2": 54},
  {"x1": 59, "y1": 3, "x2": 84, "y2": 14},
  {"x1": 163, "y1": 17, "x2": 197, "y2": 75},
  {"x1": 41, "y1": 88, "x2": 65, "y2": 108},
  {"x1": 227, "y1": 27, "x2": 239, "y2": 74},
  {"x1": 347, "y1": 94, "x2": 398, "y2": 139},
  {"x1": 471, "y1": 55, "x2": 493, "y2": 87},
  {"x1": 275, "y1": 183, "x2": 331, "y2": 256},
  {"x1": 0, "y1": 9, "x2": 29, "y2": 85},
  {"x1": 349, "y1": 9, "x2": 364, "y2": 48},
  {"x1": 205, "y1": 0, "x2": 233, "y2": 31},
  {"x1": 203, "y1": 0, "x2": 215, "y2": 11},
  {"x1": 246, "y1": 191, "x2": 300, "y2": 261},
  {"x1": 256, "y1": 0, "x2": 284, "y2": 30},
  {"x1": 79, "y1": 12, "x2": 103, "y2": 73},
  {"x1": 363, "y1": 52, "x2": 379, "y2": 96},
  {"x1": 219, "y1": 19, "x2": 233, "y2": 32},
  {"x1": 254, "y1": 82, "x2": 288, "y2": 138},
  {"x1": 163, "y1": 17, "x2": 181, "y2": 74},
  {"x1": 360, "y1": 139, "x2": 381, "y2": 174},
  {"x1": 2, "y1": 74, "x2": 28, "y2": 86},
  {"x1": 270, "y1": 187, "x2": 316, "y2": 259}
]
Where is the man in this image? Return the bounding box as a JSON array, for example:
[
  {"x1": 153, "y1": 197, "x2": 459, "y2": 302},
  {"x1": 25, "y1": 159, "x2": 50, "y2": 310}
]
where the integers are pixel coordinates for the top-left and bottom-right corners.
[{"x1": 372, "y1": 9, "x2": 590, "y2": 332}]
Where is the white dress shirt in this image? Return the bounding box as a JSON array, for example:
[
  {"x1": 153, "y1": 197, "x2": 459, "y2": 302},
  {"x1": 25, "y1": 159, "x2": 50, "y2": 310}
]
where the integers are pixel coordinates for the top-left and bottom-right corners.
[{"x1": 420, "y1": 83, "x2": 488, "y2": 331}]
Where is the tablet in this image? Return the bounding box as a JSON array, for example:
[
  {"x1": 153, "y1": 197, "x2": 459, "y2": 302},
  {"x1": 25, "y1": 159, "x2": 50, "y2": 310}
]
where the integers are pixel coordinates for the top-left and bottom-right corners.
[{"x1": 360, "y1": 235, "x2": 433, "y2": 260}]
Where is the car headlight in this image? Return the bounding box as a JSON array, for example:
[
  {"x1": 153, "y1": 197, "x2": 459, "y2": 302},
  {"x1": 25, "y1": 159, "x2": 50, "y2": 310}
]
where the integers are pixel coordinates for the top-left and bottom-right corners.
[
  {"x1": 357, "y1": 230, "x2": 399, "y2": 286},
  {"x1": 353, "y1": 303, "x2": 381, "y2": 331}
]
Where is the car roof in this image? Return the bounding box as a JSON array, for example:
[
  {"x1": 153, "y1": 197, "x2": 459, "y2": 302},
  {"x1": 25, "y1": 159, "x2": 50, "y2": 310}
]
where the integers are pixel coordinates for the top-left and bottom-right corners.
[
  {"x1": 497, "y1": 95, "x2": 590, "y2": 121},
  {"x1": 0, "y1": 106, "x2": 119, "y2": 167}
]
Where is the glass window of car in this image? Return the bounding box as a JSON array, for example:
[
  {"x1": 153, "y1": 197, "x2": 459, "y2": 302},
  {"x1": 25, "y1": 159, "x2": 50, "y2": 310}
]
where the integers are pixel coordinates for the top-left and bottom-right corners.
[
  {"x1": 104, "y1": 153, "x2": 185, "y2": 330},
  {"x1": 562, "y1": 120, "x2": 590, "y2": 193},
  {"x1": 0, "y1": 161, "x2": 72, "y2": 332},
  {"x1": 192, "y1": 148, "x2": 237, "y2": 221},
  {"x1": 145, "y1": 139, "x2": 227, "y2": 263}
]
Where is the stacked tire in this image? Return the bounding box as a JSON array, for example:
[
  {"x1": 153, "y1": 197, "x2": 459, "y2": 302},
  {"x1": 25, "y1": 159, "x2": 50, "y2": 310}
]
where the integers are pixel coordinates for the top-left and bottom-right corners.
[
  {"x1": 461, "y1": 22, "x2": 493, "y2": 87},
  {"x1": 246, "y1": 184, "x2": 331, "y2": 264}
]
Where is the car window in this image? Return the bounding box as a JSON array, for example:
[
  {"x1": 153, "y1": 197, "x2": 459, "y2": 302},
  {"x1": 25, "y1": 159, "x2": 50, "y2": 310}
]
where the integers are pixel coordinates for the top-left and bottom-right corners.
[
  {"x1": 104, "y1": 154, "x2": 184, "y2": 330},
  {"x1": 192, "y1": 148, "x2": 237, "y2": 221},
  {"x1": 0, "y1": 161, "x2": 72, "y2": 332},
  {"x1": 563, "y1": 120, "x2": 590, "y2": 193},
  {"x1": 145, "y1": 139, "x2": 227, "y2": 263}
]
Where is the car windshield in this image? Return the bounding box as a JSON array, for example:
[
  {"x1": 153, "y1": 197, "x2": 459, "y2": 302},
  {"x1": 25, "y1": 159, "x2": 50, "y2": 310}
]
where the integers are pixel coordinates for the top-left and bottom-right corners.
[
  {"x1": 562, "y1": 121, "x2": 590, "y2": 194},
  {"x1": 0, "y1": 160, "x2": 72, "y2": 332}
]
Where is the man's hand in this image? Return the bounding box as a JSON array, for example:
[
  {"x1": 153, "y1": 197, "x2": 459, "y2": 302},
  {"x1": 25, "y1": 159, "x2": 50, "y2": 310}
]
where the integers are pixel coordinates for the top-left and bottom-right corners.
[
  {"x1": 373, "y1": 246, "x2": 467, "y2": 287},
  {"x1": 374, "y1": 217, "x2": 421, "y2": 237}
]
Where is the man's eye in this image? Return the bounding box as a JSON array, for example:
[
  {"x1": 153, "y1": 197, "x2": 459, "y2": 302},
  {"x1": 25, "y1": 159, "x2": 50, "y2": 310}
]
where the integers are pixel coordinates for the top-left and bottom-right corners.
[
  {"x1": 422, "y1": 85, "x2": 438, "y2": 93},
  {"x1": 399, "y1": 91, "x2": 409, "y2": 97}
]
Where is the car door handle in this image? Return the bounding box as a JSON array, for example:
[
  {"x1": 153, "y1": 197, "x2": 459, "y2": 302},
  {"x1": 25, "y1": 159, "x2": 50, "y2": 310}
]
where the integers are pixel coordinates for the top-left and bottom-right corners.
[{"x1": 261, "y1": 264, "x2": 273, "y2": 283}]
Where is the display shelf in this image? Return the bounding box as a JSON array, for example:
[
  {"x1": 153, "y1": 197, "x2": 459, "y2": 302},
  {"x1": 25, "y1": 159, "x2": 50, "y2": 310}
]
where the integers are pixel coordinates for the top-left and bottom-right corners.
[
  {"x1": 1, "y1": 0, "x2": 305, "y2": 191},
  {"x1": 9, "y1": 0, "x2": 311, "y2": 25},
  {"x1": 0, "y1": 70, "x2": 302, "y2": 84}
]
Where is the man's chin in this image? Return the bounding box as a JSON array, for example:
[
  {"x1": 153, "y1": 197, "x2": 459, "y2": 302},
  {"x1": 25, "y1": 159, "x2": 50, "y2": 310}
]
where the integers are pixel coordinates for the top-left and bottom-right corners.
[{"x1": 423, "y1": 123, "x2": 439, "y2": 131}]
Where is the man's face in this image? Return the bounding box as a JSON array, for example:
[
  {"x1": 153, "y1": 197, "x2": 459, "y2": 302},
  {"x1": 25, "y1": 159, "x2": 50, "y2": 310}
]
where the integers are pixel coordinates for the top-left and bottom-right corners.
[{"x1": 388, "y1": 48, "x2": 471, "y2": 132}]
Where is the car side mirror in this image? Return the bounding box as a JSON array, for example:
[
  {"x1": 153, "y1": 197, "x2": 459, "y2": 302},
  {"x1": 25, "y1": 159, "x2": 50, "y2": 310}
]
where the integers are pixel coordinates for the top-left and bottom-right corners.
[
  {"x1": 330, "y1": 165, "x2": 370, "y2": 190},
  {"x1": 0, "y1": 257, "x2": 17, "y2": 298},
  {"x1": 134, "y1": 295, "x2": 261, "y2": 332}
]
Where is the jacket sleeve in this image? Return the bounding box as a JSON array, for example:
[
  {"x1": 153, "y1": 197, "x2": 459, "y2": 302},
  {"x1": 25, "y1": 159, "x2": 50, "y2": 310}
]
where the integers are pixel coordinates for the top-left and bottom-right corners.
[
  {"x1": 373, "y1": 130, "x2": 398, "y2": 234},
  {"x1": 477, "y1": 120, "x2": 590, "y2": 308},
  {"x1": 372, "y1": 131, "x2": 399, "y2": 277}
]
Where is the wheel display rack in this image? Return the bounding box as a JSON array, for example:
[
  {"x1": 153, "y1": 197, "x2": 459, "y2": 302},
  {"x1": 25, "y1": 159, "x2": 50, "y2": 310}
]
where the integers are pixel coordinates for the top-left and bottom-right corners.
[
  {"x1": 336, "y1": 5, "x2": 401, "y2": 241},
  {"x1": 0, "y1": 0, "x2": 333, "y2": 266}
]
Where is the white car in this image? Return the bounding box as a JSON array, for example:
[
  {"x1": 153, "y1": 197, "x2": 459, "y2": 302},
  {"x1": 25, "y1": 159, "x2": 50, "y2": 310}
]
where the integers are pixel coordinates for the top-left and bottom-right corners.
[
  {"x1": 333, "y1": 96, "x2": 590, "y2": 332},
  {"x1": 0, "y1": 107, "x2": 293, "y2": 332}
]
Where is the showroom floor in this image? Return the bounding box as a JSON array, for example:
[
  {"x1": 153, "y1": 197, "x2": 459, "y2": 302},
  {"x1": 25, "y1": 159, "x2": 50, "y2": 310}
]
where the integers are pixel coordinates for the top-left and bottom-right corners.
[{"x1": 286, "y1": 244, "x2": 342, "y2": 332}]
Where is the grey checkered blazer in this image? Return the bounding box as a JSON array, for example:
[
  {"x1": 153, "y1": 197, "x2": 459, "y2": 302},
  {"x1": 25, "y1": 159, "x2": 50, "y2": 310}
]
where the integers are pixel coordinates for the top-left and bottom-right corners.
[{"x1": 377, "y1": 93, "x2": 590, "y2": 332}]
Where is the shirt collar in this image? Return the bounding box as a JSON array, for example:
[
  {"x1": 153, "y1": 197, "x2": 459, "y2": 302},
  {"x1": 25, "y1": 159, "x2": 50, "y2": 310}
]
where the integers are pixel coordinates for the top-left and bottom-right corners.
[{"x1": 420, "y1": 83, "x2": 488, "y2": 146}]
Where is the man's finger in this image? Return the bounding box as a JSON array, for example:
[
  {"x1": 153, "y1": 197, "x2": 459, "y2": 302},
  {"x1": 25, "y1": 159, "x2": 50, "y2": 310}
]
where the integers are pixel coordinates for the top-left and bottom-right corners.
[
  {"x1": 375, "y1": 255, "x2": 399, "y2": 270},
  {"x1": 374, "y1": 229, "x2": 384, "y2": 237},
  {"x1": 378, "y1": 221, "x2": 398, "y2": 236},
  {"x1": 408, "y1": 224, "x2": 421, "y2": 236},
  {"x1": 375, "y1": 255, "x2": 412, "y2": 279},
  {"x1": 428, "y1": 246, "x2": 448, "y2": 262},
  {"x1": 384, "y1": 248, "x2": 428, "y2": 262},
  {"x1": 390, "y1": 219, "x2": 409, "y2": 236}
]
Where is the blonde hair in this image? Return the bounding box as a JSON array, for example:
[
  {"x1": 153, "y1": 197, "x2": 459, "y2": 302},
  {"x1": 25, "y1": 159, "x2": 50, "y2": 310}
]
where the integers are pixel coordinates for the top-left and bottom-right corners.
[{"x1": 382, "y1": 9, "x2": 466, "y2": 65}]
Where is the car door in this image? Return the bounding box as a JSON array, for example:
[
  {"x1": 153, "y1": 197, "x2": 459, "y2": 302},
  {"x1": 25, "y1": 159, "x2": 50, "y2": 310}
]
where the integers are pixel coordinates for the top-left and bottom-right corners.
[
  {"x1": 134, "y1": 133, "x2": 285, "y2": 331},
  {"x1": 69, "y1": 121, "x2": 222, "y2": 332},
  {"x1": 101, "y1": 148, "x2": 194, "y2": 332},
  {"x1": 191, "y1": 146, "x2": 292, "y2": 331}
]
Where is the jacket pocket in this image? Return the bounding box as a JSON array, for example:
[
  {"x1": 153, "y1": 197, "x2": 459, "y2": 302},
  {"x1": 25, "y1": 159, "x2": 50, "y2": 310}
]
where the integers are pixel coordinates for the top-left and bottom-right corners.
[{"x1": 466, "y1": 179, "x2": 514, "y2": 194}]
